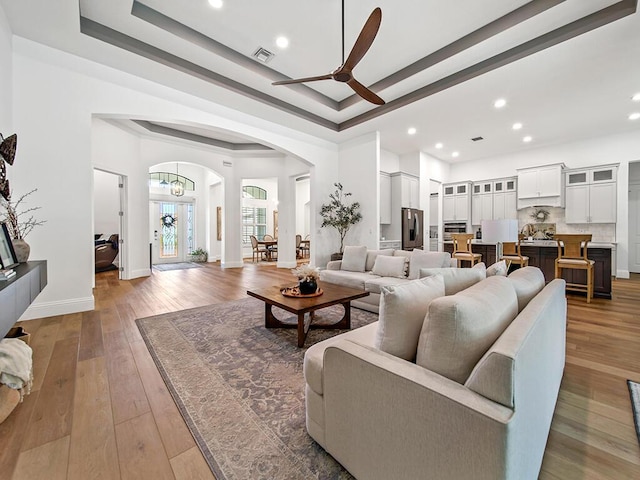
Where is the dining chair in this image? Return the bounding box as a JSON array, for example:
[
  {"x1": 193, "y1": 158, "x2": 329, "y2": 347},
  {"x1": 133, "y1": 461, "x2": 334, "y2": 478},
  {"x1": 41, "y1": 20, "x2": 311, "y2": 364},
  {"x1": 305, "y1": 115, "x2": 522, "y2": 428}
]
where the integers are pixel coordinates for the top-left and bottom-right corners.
[
  {"x1": 250, "y1": 235, "x2": 268, "y2": 262},
  {"x1": 554, "y1": 234, "x2": 595, "y2": 303},
  {"x1": 500, "y1": 234, "x2": 529, "y2": 271},
  {"x1": 451, "y1": 233, "x2": 482, "y2": 267},
  {"x1": 263, "y1": 234, "x2": 277, "y2": 260},
  {"x1": 300, "y1": 234, "x2": 310, "y2": 258},
  {"x1": 296, "y1": 234, "x2": 302, "y2": 258}
]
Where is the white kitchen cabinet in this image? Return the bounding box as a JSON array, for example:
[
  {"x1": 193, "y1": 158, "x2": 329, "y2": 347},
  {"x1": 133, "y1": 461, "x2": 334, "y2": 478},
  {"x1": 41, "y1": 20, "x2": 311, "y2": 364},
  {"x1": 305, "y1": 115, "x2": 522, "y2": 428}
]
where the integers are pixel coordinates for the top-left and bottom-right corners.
[
  {"x1": 429, "y1": 193, "x2": 438, "y2": 226},
  {"x1": 472, "y1": 192, "x2": 493, "y2": 225},
  {"x1": 379, "y1": 172, "x2": 391, "y2": 224},
  {"x1": 443, "y1": 182, "x2": 471, "y2": 221},
  {"x1": 565, "y1": 165, "x2": 617, "y2": 224},
  {"x1": 493, "y1": 191, "x2": 517, "y2": 220},
  {"x1": 392, "y1": 172, "x2": 419, "y2": 208},
  {"x1": 517, "y1": 164, "x2": 565, "y2": 209}
]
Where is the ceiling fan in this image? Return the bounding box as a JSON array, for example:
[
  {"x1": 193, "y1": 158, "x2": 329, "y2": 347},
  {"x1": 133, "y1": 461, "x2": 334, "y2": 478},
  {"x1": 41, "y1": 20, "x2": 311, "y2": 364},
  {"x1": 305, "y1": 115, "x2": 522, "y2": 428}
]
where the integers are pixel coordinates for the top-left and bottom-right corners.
[{"x1": 272, "y1": 2, "x2": 385, "y2": 105}]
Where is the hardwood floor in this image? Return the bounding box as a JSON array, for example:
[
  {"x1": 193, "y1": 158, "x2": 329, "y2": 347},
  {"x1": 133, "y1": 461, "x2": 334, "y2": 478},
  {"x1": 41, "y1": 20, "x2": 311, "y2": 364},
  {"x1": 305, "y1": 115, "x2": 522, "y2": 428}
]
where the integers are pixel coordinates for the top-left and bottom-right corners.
[{"x1": 1, "y1": 264, "x2": 639, "y2": 479}]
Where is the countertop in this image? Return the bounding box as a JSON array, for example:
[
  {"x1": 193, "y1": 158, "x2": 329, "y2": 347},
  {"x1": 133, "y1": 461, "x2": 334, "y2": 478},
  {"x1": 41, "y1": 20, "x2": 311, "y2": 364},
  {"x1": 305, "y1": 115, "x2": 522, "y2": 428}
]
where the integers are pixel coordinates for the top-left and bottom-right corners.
[{"x1": 443, "y1": 239, "x2": 615, "y2": 249}]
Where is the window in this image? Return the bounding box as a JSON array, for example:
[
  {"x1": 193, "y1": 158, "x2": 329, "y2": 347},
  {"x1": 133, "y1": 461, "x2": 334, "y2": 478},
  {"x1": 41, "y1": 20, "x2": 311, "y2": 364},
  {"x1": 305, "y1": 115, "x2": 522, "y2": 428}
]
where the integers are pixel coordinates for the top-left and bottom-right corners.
[
  {"x1": 242, "y1": 186, "x2": 269, "y2": 244},
  {"x1": 242, "y1": 207, "x2": 267, "y2": 244}
]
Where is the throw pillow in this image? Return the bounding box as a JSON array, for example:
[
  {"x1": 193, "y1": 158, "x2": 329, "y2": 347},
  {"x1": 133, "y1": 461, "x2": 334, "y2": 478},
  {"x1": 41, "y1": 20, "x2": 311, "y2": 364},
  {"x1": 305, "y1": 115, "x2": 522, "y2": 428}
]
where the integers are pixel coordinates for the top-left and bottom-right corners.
[
  {"x1": 472, "y1": 262, "x2": 487, "y2": 275},
  {"x1": 340, "y1": 245, "x2": 368, "y2": 272},
  {"x1": 507, "y1": 266, "x2": 546, "y2": 311},
  {"x1": 393, "y1": 249, "x2": 412, "y2": 276},
  {"x1": 419, "y1": 267, "x2": 486, "y2": 295},
  {"x1": 407, "y1": 250, "x2": 453, "y2": 279},
  {"x1": 365, "y1": 249, "x2": 395, "y2": 271},
  {"x1": 415, "y1": 276, "x2": 519, "y2": 383},
  {"x1": 371, "y1": 255, "x2": 408, "y2": 278},
  {"x1": 487, "y1": 260, "x2": 508, "y2": 277},
  {"x1": 375, "y1": 275, "x2": 446, "y2": 361}
]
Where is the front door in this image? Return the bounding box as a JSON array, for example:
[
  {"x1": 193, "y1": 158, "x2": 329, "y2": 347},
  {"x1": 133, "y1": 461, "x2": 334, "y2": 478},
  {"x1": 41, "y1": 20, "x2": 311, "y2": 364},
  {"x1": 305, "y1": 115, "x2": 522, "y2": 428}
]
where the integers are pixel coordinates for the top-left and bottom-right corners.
[{"x1": 151, "y1": 201, "x2": 194, "y2": 264}]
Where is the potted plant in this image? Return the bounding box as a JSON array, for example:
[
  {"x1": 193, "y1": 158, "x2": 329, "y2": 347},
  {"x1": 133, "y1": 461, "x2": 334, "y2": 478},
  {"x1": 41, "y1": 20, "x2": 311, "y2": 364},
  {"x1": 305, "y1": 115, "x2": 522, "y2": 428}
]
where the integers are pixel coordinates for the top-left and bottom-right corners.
[
  {"x1": 320, "y1": 182, "x2": 362, "y2": 260},
  {"x1": 0, "y1": 188, "x2": 45, "y2": 263},
  {"x1": 189, "y1": 247, "x2": 208, "y2": 263},
  {"x1": 291, "y1": 264, "x2": 320, "y2": 294}
]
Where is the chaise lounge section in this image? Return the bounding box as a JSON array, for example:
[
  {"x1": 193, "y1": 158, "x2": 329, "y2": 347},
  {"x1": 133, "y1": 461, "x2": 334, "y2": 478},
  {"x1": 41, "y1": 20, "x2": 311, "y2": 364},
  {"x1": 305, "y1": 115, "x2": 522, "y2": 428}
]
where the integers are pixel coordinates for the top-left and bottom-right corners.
[{"x1": 305, "y1": 267, "x2": 566, "y2": 480}]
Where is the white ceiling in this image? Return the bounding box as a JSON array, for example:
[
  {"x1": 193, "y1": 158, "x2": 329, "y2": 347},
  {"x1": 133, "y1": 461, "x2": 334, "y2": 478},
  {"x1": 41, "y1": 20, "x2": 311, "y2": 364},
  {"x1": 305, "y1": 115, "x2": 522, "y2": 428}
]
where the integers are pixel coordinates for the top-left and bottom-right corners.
[{"x1": 1, "y1": 0, "x2": 639, "y2": 162}]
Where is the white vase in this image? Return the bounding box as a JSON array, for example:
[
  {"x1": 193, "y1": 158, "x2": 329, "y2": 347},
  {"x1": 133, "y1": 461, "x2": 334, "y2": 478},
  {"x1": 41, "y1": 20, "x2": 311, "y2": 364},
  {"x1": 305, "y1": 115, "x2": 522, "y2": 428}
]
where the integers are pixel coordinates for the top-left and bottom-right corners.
[{"x1": 11, "y1": 238, "x2": 30, "y2": 263}]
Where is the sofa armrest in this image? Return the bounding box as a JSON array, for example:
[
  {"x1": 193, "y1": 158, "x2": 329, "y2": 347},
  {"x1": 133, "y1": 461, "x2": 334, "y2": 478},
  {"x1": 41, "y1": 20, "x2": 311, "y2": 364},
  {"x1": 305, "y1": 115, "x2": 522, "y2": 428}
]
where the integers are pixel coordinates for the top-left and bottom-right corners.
[
  {"x1": 321, "y1": 340, "x2": 513, "y2": 480},
  {"x1": 326, "y1": 260, "x2": 342, "y2": 270}
]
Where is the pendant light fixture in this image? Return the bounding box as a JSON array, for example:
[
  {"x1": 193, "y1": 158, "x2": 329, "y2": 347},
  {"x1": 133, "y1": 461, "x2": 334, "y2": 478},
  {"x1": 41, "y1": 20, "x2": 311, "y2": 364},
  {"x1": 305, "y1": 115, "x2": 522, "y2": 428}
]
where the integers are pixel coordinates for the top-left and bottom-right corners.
[{"x1": 171, "y1": 163, "x2": 185, "y2": 197}]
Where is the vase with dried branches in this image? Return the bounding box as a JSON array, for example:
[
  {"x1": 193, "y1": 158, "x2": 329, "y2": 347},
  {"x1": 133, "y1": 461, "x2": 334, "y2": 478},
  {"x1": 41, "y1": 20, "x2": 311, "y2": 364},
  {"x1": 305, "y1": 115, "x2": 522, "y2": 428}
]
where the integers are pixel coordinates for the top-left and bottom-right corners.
[{"x1": 0, "y1": 189, "x2": 45, "y2": 262}]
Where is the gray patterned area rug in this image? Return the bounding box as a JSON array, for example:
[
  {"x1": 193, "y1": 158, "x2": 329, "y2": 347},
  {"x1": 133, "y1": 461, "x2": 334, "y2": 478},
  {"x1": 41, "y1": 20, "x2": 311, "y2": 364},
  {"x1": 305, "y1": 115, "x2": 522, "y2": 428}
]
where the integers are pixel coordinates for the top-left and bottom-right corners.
[{"x1": 136, "y1": 297, "x2": 378, "y2": 480}]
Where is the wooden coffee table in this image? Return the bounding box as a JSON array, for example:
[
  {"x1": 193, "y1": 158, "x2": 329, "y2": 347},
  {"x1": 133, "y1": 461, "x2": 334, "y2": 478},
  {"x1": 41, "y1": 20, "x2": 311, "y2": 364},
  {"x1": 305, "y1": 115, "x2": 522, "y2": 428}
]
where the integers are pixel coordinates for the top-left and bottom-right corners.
[{"x1": 246, "y1": 282, "x2": 369, "y2": 347}]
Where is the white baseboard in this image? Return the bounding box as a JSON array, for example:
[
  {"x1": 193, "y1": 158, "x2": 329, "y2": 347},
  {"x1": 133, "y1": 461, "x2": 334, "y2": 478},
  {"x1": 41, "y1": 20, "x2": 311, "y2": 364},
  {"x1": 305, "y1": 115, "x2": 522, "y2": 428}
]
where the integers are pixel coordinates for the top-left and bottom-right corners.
[
  {"x1": 221, "y1": 261, "x2": 244, "y2": 268},
  {"x1": 616, "y1": 269, "x2": 630, "y2": 279},
  {"x1": 19, "y1": 296, "x2": 95, "y2": 321}
]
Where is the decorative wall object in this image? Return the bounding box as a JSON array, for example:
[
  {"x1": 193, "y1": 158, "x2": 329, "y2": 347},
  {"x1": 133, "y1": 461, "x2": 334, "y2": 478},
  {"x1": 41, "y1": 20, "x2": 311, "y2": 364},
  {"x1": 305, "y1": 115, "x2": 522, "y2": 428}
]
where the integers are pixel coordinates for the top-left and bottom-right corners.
[{"x1": 216, "y1": 206, "x2": 222, "y2": 241}]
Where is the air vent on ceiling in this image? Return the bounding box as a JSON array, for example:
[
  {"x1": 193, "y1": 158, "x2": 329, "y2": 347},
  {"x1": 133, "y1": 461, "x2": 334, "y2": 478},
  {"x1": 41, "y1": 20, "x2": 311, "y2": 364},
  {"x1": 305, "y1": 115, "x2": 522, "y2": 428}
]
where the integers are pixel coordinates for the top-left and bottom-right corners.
[
  {"x1": 252, "y1": 47, "x2": 274, "y2": 63},
  {"x1": 471, "y1": 136, "x2": 484, "y2": 142},
  {"x1": 223, "y1": 161, "x2": 232, "y2": 167}
]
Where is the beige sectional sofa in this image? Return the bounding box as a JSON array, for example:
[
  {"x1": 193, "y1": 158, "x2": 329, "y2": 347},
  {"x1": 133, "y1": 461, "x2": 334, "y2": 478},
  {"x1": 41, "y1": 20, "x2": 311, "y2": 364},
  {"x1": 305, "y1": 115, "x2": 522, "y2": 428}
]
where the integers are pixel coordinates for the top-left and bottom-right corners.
[
  {"x1": 319, "y1": 245, "x2": 456, "y2": 313},
  {"x1": 304, "y1": 267, "x2": 566, "y2": 480}
]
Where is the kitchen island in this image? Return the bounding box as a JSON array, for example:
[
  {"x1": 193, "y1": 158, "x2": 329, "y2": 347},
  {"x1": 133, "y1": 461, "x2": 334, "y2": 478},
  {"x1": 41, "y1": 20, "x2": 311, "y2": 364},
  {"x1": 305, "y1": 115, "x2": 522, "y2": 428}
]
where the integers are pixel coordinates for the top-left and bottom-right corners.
[{"x1": 443, "y1": 240, "x2": 614, "y2": 299}]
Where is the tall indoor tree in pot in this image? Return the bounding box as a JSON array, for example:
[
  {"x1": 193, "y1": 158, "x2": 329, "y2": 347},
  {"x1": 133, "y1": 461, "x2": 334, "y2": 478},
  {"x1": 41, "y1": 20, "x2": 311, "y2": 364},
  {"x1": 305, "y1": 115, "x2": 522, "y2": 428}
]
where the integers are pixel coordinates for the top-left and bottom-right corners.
[{"x1": 320, "y1": 182, "x2": 362, "y2": 260}]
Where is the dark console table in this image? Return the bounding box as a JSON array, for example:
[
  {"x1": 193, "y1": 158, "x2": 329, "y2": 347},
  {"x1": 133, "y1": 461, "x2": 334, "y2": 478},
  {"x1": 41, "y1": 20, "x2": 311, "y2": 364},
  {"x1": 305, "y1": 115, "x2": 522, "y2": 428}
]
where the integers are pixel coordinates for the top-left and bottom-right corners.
[{"x1": 0, "y1": 261, "x2": 48, "y2": 339}]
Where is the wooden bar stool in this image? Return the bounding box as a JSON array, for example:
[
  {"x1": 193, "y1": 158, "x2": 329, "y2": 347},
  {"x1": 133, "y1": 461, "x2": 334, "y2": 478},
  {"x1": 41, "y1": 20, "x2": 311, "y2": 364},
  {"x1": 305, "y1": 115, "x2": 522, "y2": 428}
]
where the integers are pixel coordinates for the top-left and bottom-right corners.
[
  {"x1": 500, "y1": 234, "x2": 529, "y2": 271},
  {"x1": 452, "y1": 233, "x2": 482, "y2": 267},
  {"x1": 554, "y1": 234, "x2": 595, "y2": 303}
]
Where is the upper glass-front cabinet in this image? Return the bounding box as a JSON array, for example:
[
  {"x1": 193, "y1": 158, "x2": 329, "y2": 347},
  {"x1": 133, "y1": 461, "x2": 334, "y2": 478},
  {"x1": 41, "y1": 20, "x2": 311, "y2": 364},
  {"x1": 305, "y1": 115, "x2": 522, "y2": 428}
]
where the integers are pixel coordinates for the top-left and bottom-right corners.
[{"x1": 566, "y1": 166, "x2": 617, "y2": 186}]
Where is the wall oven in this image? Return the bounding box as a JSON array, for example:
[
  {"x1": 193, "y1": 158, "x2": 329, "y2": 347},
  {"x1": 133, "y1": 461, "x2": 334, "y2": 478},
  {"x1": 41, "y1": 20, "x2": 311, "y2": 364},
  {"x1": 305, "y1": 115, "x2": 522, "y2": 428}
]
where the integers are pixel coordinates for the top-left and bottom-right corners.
[{"x1": 443, "y1": 222, "x2": 467, "y2": 240}]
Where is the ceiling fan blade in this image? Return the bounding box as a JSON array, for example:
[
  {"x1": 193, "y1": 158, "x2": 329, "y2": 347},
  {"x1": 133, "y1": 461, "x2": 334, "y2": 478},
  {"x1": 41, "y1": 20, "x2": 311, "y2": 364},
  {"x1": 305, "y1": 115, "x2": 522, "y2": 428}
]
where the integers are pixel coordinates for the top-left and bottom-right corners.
[
  {"x1": 272, "y1": 74, "x2": 333, "y2": 86},
  {"x1": 347, "y1": 78, "x2": 385, "y2": 105},
  {"x1": 342, "y1": 7, "x2": 382, "y2": 72}
]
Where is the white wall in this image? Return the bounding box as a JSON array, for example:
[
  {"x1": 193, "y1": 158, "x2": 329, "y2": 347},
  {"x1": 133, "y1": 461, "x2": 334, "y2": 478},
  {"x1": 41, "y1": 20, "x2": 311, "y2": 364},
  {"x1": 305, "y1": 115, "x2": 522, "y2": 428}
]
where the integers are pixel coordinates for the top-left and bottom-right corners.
[
  {"x1": 93, "y1": 169, "x2": 120, "y2": 238},
  {"x1": 337, "y1": 132, "x2": 380, "y2": 252},
  {"x1": 0, "y1": 6, "x2": 11, "y2": 132},
  {"x1": 12, "y1": 37, "x2": 339, "y2": 319},
  {"x1": 380, "y1": 149, "x2": 399, "y2": 173}
]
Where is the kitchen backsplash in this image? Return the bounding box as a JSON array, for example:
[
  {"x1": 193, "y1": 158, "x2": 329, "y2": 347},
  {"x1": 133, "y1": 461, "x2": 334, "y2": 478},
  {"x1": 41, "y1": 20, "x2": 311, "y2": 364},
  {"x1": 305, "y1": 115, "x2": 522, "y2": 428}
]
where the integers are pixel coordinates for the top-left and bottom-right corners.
[{"x1": 517, "y1": 207, "x2": 616, "y2": 243}]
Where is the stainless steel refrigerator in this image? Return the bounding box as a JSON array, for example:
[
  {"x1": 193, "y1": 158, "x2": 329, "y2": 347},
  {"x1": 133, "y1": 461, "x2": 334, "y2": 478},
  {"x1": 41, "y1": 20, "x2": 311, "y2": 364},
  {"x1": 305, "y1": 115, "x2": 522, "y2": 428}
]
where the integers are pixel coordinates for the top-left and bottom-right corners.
[{"x1": 401, "y1": 208, "x2": 424, "y2": 250}]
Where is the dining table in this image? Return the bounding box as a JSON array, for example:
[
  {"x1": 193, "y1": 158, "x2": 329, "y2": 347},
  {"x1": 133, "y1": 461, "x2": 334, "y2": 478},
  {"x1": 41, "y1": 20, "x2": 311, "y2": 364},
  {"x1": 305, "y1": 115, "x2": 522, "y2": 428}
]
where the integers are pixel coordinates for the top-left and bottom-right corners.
[{"x1": 258, "y1": 239, "x2": 278, "y2": 261}]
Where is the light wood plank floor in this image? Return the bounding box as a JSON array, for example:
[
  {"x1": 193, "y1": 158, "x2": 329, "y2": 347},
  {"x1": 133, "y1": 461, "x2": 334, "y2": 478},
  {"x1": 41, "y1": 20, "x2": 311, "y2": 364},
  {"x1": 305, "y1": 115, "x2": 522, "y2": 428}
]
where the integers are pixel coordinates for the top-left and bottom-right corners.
[{"x1": 1, "y1": 264, "x2": 639, "y2": 479}]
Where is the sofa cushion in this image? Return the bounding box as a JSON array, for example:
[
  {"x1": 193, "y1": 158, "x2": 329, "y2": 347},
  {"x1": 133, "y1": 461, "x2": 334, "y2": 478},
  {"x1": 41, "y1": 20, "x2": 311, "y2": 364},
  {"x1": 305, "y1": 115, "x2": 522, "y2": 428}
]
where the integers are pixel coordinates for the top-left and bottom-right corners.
[
  {"x1": 371, "y1": 255, "x2": 408, "y2": 278},
  {"x1": 320, "y1": 270, "x2": 372, "y2": 290},
  {"x1": 487, "y1": 260, "x2": 508, "y2": 277},
  {"x1": 374, "y1": 275, "x2": 446, "y2": 361},
  {"x1": 415, "y1": 276, "x2": 519, "y2": 383},
  {"x1": 341, "y1": 245, "x2": 368, "y2": 272},
  {"x1": 304, "y1": 322, "x2": 378, "y2": 395},
  {"x1": 365, "y1": 249, "x2": 395, "y2": 271},
  {"x1": 419, "y1": 267, "x2": 485, "y2": 295},
  {"x1": 472, "y1": 262, "x2": 487, "y2": 275},
  {"x1": 364, "y1": 276, "x2": 411, "y2": 294},
  {"x1": 393, "y1": 249, "x2": 411, "y2": 276},
  {"x1": 408, "y1": 250, "x2": 452, "y2": 279},
  {"x1": 507, "y1": 266, "x2": 546, "y2": 312}
]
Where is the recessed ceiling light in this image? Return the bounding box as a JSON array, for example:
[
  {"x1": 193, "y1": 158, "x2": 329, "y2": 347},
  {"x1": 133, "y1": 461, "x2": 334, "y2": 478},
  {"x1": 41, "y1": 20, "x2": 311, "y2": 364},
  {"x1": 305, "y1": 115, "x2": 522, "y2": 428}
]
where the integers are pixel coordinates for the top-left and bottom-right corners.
[
  {"x1": 208, "y1": 0, "x2": 223, "y2": 9},
  {"x1": 435, "y1": 142, "x2": 443, "y2": 149},
  {"x1": 276, "y1": 36, "x2": 289, "y2": 49},
  {"x1": 523, "y1": 136, "x2": 532, "y2": 143},
  {"x1": 407, "y1": 127, "x2": 417, "y2": 135},
  {"x1": 512, "y1": 122, "x2": 523, "y2": 130},
  {"x1": 632, "y1": 93, "x2": 640, "y2": 102},
  {"x1": 494, "y1": 98, "x2": 507, "y2": 109},
  {"x1": 452, "y1": 151, "x2": 460, "y2": 158},
  {"x1": 629, "y1": 112, "x2": 640, "y2": 121}
]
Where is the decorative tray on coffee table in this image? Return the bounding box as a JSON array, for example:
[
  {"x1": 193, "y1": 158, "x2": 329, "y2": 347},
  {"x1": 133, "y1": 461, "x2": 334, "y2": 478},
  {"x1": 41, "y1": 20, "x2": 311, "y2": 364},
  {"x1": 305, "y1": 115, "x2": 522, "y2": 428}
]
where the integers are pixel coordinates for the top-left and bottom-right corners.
[{"x1": 281, "y1": 285, "x2": 323, "y2": 298}]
